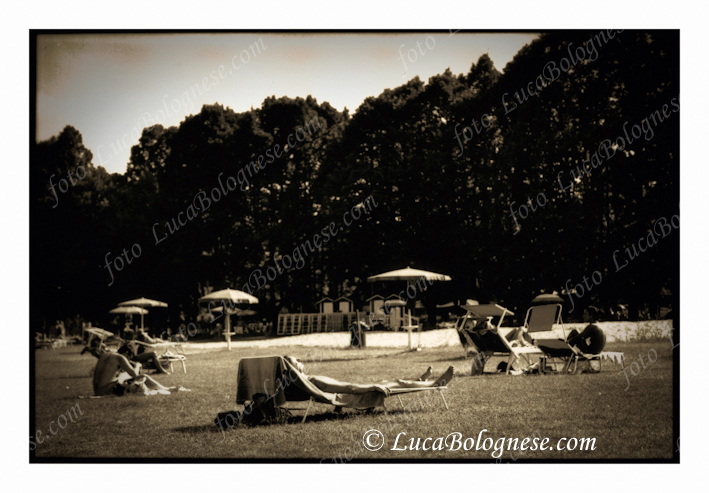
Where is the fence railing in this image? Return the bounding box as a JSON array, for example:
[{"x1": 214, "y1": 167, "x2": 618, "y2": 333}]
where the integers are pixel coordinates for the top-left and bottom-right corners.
[
  {"x1": 276, "y1": 312, "x2": 420, "y2": 336},
  {"x1": 276, "y1": 313, "x2": 360, "y2": 335}
]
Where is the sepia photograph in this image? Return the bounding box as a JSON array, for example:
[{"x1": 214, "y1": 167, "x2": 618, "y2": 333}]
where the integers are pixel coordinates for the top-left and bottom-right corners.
[{"x1": 16, "y1": 1, "x2": 699, "y2": 489}]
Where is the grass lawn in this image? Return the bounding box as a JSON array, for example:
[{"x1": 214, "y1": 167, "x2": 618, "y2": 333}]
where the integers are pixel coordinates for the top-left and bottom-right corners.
[{"x1": 32, "y1": 340, "x2": 676, "y2": 461}]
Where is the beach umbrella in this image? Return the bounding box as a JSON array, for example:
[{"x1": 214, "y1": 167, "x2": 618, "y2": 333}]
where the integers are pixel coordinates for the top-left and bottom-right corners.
[
  {"x1": 367, "y1": 267, "x2": 452, "y2": 303},
  {"x1": 367, "y1": 266, "x2": 452, "y2": 283},
  {"x1": 530, "y1": 294, "x2": 565, "y2": 306},
  {"x1": 367, "y1": 267, "x2": 452, "y2": 349},
  {"x1": 118, "y1": 297, "x2": 168, "y2": 329},
  {"x1": 199, "y1": 289, "x2": 258, "y2": 350},
  {"x1": 199, "y1": 288, "x2": 258, "y2": 305},
  {"x1": 109, "y1": 306, "x2": 149, "y2": 315}
]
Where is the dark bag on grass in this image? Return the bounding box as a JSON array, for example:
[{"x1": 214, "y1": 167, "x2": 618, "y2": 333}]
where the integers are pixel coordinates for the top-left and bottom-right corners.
[{"x1": 242, "y1": 393, "x2": 291, "y2": 426}]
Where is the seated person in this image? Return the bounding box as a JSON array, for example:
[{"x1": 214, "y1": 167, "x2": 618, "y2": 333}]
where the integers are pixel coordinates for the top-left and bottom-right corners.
[
  {"x1": 567, "y1": 306, "x2": 606, "y2": 354},
  {"x1": 117, "y1": 342, "x2": 169, "y2": 374},
  {"x1": 284, "y1": 356, "x2": 454, "y2": 397},
  {"x1": 82, "y1": 345, "x2": 171, "y2": 396},
  {"x1": 461, "y1": 317, "x2": 532, "y2": 348}
]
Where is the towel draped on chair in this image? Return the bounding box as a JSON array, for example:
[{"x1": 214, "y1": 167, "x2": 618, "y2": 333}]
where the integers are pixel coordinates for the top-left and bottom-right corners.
[{"x1": 236, "y1": 356, "x2": 385, "y2": 410}]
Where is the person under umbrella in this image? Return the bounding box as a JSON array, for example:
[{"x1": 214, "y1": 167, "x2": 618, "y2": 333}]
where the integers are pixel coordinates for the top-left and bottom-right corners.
[
  {"x1": 117, "y1": 297, "x2": 168, "y2": 331},
  {"x1": 199, "y1": 288, "x2": 258, "y2": 350}
]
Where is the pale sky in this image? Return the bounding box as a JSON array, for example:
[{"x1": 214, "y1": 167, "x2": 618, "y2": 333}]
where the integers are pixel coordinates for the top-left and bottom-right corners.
[{"x1": 36, "y1": 32, "x2": 539, "y2": 174}]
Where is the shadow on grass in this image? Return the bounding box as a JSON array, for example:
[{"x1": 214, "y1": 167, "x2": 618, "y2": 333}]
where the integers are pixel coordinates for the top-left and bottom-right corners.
[
  {"x1": 422, "y1": 355, "x2": 470, "y2": 363},
  {"x1": 284, "y1": 410, "x2": 382, "y2": 424},
  {"x1": 185, "y1": 409, "x2": 387, "y2": 434},
  {"x1": 174, "y1": 424, "x2": 223, "y2": 435},
  {"x1": 310, "y1": 351, "x2": 412, "y2": 364}
]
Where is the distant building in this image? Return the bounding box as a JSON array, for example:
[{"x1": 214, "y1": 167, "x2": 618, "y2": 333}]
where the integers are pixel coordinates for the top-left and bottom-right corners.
[
  {"x1": 335, "y1": 296, "x2": 353, "y2": 313},
  {"x1": 315, "y1": 297, "x2": 334, "y2": 314},
  {"x1": 367, "y1": 295, "x2": 385, "y2": 315}
]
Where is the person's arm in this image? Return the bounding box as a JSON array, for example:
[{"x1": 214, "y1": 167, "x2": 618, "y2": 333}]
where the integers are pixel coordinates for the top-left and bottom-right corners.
[{"x1": 141, "y1": 332, "x2": 158, "y2": 344}]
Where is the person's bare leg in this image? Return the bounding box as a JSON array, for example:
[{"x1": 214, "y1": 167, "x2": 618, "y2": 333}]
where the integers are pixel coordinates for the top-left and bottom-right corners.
[
  {"x1": 394, "y1": 367, "x2": 455, "y2": 388},
  {"x1": 308, "y1": 375, "x2": 389, "y2": 396},
  {"x1": 140, "y1": 374, "x2": 169, "y2": 390},
  {"x1": 419, "y1": 366, "x2": 433, "y2": 381},
  {"x1": 151, "y1": 354, "x2": 169, "y2": 373},
  {"x1": 432, "y1": 366, "x2": 454, "y2": 387},
  {"x1": 132, "y1": 350, "x2": 168, "y2": 374},
  {"x1": 138, "y1": 352, "x2": 169, "y2": 374},
  {"x1": 393, "y1": 380, "x2": 435, "y2": 388}
]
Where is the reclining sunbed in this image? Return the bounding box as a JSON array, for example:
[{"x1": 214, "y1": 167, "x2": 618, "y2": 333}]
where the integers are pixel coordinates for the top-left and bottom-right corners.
[
  {"x1": 235, "y1": 356, "x2": 448, "y2": 423},
  {"x1": 125, "y1": 340, "x2": 187, "y2": 373},
  {"x1": 456, "y1": 304, "x2": 543, "y2": 375},
  {"x1": 83, "y1": 327, "x2": 115, "y2": 349},
  {"x1": 525, "y1": 303, "x2": 625, "y2": 374}
]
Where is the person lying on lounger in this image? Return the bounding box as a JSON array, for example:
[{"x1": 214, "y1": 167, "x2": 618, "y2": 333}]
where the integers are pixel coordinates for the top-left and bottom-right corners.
[
  {"x1": 82, "y1": 345, "x2": 173, "y2": 396},
  {"x1": 284, "y1": 357, "x2": 454, "y2": 397}
]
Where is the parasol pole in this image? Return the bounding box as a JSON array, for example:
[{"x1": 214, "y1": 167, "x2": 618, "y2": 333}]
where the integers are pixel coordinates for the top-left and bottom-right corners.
[
  {"x1": 405, "y1": 279, "x2": 421, "y2": 350},
  {"x1": 225, "y1": 307, "x2": 232, "y2": 351}
]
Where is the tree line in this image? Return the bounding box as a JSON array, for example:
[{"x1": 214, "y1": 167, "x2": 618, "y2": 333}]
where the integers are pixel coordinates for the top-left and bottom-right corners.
[{"x1": 31, "y1": 31, "x2": 678, "y2": 334}]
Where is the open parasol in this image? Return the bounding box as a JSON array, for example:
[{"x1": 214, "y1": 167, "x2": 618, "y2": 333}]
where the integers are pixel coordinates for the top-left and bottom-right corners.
[
  {"x1": 109, "y1": 306, "x2": 149, "y2": 315},
  {"x1": 367, "y1": 267, "x2": 451, "y2": 349},
  {"x1": 199, "y1": 289, "x2": 258, "y2": 350},
  {"x1": 118, "y1": 297, "x2": 168, "y2": 329}
]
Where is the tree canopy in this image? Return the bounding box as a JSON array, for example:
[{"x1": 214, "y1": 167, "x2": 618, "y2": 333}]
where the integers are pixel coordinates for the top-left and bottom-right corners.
[{"x1": 31, "y1": 31, "x2": 678, "y2": 333}]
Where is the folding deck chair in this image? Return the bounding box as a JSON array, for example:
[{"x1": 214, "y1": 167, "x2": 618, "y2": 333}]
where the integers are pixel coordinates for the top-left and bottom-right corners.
[
  {"x1": 125, "y1": 340, "x2": 187, "y2": 373},
  {"x1": 525, "y1": 303, "x2": 625, "y2": 374},
  {"x1": 236, "y1": 356, "x2": 448, "y2": 424},
  {"x1": 456, "y1": 304, "x2": 543, "y2": 375},
  {"x1": 82, "y1": 327, "x2": 117, "y2": 350}
]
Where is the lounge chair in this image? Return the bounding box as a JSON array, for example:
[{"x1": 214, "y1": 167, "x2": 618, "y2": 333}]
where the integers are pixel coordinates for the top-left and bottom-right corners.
[
  {"x1": 235, "y1": 356, "x2": 448, "y2": 423},
  {"x1": 125, "y1": 340, "x2": 187, "y2": 373},
  {"x1": 525, "y1": 303, "x2": 625, "y2": 374},
  {"x1": 456, "y1": 304, "x2": 543, "y2": 375},
  {"x1": 82, "y1": 327, "x2": 117, "y2": 350}
]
